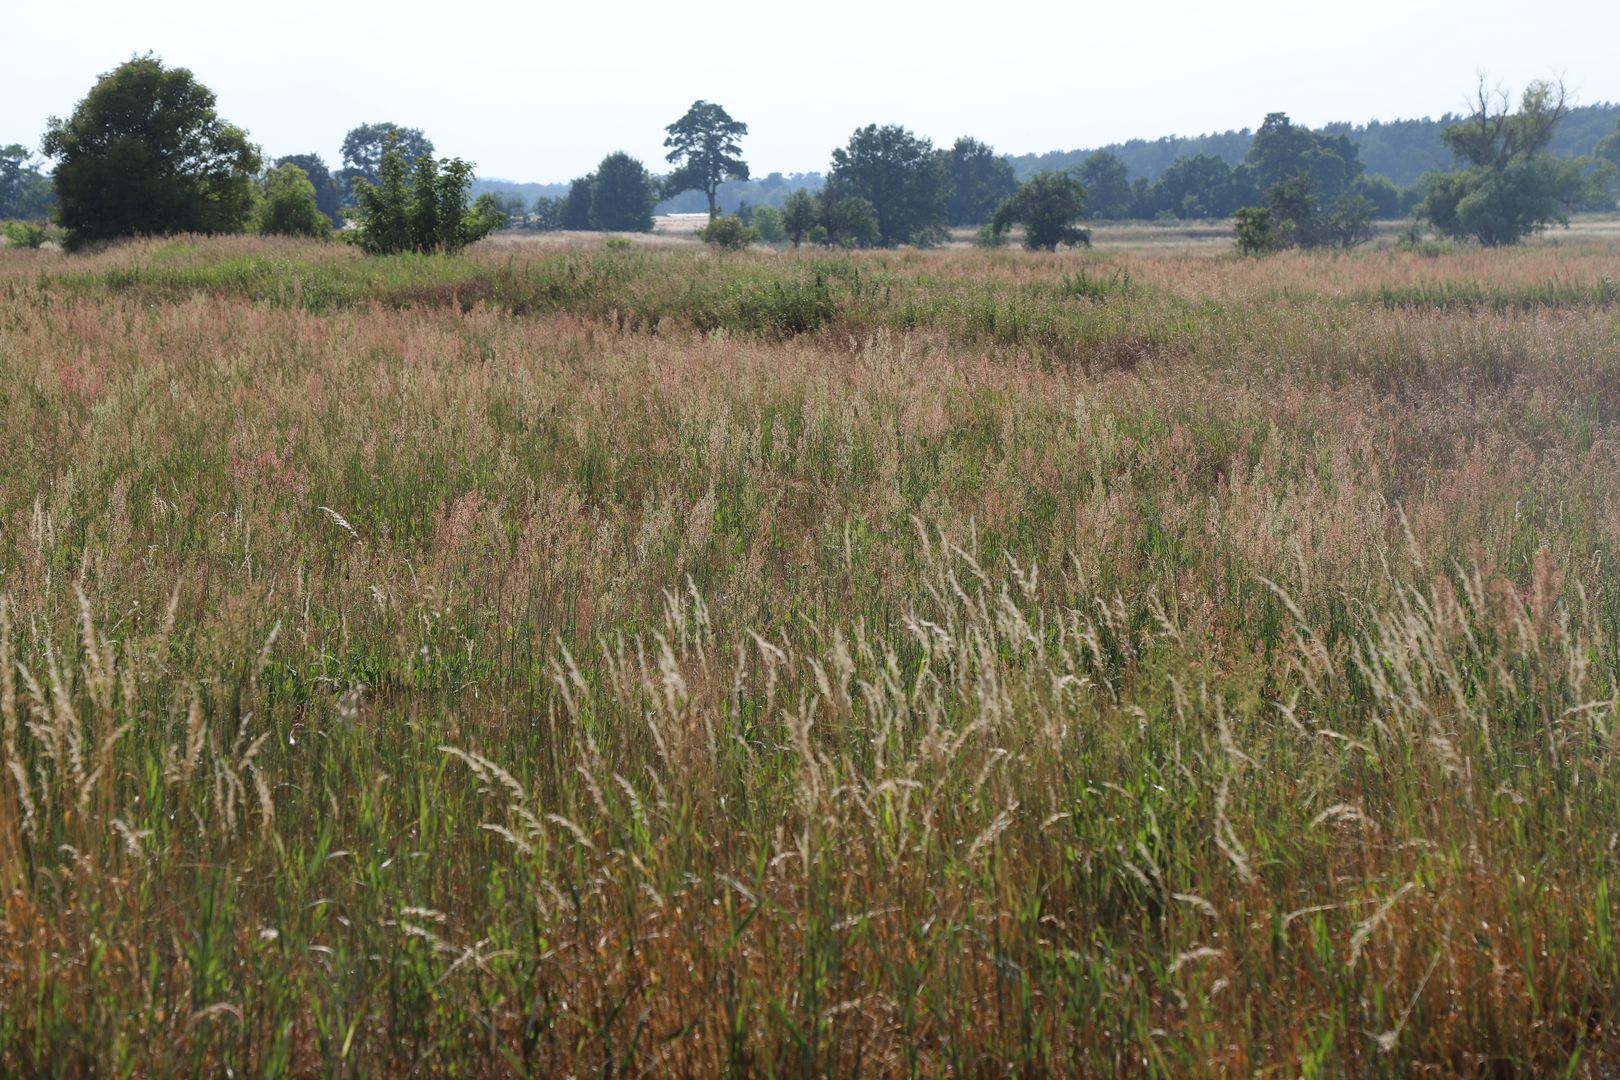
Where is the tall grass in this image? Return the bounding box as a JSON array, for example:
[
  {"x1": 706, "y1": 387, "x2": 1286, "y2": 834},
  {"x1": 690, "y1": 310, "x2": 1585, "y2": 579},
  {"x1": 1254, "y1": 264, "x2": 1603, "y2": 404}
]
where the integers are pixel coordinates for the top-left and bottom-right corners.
[{"x1": 1, "y1": 234, "x2": 1619, "y2": 1073}]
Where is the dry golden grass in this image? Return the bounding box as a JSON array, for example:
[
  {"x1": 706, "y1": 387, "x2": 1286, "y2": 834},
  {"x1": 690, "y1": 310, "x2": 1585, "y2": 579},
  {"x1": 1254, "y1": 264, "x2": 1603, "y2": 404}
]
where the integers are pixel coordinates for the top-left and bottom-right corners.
[{"x1": 0, "y1": 233, "x2": 1619, "y2": 1074}]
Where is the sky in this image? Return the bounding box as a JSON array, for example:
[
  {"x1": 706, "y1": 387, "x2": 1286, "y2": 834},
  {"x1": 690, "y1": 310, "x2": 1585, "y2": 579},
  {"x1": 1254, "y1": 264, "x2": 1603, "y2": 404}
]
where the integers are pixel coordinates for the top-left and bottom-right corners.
[{"x1": 5, "y1": 0, "x2": 1620, "y2": 183}]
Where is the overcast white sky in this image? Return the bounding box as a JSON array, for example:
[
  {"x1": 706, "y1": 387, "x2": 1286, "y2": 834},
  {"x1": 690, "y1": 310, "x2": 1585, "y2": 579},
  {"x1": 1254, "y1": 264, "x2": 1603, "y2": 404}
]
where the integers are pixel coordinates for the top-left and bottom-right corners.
[{"x1": 6, "y1": 0, "x2": 1619, "y2": 182}]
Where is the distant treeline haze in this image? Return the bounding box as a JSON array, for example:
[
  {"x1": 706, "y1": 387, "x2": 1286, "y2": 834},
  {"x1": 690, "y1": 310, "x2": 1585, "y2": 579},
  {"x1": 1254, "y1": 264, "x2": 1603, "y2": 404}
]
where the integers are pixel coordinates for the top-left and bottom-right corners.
[{"x1": 471, "y1": 102, "x2": 1620, "y2": 220}]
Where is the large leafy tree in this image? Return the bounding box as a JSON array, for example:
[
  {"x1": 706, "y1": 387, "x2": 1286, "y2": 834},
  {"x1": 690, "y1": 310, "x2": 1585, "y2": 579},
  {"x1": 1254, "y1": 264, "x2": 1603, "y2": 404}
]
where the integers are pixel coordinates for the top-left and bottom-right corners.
[
  {"x1": 827, "y1": 124, "x2": 950, "y2": 246},
  {"x1": 991, "y1": 171, "x2": 1090, "y2": 250},
  {"x1": 1234, "y1": 112, "x2": 1366, "y2": 248},
  {"x1": 338, "y1": 123, "x2": 434, "y2": 202},
  {"x1": 1420, "y1": 81, "x2": 1600, "y2": 245},
  {"x1": 663, "y1": 101, "x2": 749, "y2": 219},
  {"x1": 940, "y1": 137, "x2": 1018, "y2": 226},
  {"x1": 1150, "y1": 153, "x2": 1247, "y2": 219},
  {"x1": 589, "y1": 152, "x2": 657, "y2": 232},
  {"x1": 1078, "y1": 151, "x2": 1133, "y2": 220},
  {"x1": 274, "y1": 153, "x2": 343, "y2": 225},
  {"x1": 42, "y1": 55, "x2": 261, "y2": 246}
]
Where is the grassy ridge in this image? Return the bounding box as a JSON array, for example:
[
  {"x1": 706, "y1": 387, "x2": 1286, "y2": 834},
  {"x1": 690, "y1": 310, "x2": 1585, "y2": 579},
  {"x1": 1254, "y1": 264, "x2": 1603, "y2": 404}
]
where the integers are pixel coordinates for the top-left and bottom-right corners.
[{"x1": 2, "y1": 236, "x2": 1620, "y2": 1074}]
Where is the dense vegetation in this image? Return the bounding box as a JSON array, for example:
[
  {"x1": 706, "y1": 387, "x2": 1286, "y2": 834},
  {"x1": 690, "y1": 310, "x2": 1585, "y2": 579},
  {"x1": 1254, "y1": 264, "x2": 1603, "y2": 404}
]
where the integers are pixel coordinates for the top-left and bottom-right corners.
[
  {"x1": 3, "y1": 232, "x2": 1620, "y2": 1073},
  {"x1": 11, "y1": 57, "x2": 1618, "y2": 250},
  {"x1": 1012, "y1": 101, "x2": 1620, "y2": 186}
]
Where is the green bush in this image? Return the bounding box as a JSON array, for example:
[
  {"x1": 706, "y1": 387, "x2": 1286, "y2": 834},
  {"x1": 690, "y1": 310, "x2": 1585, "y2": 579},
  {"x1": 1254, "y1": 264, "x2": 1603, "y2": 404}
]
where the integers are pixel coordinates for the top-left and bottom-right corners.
[
  {"x1": 750, "y1": 205, "x2": 786, "y2": 244},
  {"x1": 972, "y1": 224, "x2": 1008, "y2": 249},
  {"x1": 259, "y1": 164, "x2": 332, "y2": 239},
  {"x1": 700, "y1": 215, "x2": 758, "y2": 251},
  {"x1": 351, "y1": 141, "x2": 500, "y2": 255},
  {"x1": 1233, "y1": 206, "x2": 1282, "y2": 255},
  {"x1": 991, "y1": 172, "x2": 1091, "y2": 251},
  {"x1": 1, "y1": 220, "x2": 55, "y2": 249}
]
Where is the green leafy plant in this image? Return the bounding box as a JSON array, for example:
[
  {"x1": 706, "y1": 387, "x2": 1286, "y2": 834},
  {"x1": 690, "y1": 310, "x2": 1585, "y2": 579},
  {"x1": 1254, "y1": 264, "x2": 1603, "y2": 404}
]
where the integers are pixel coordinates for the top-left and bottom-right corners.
[
  {"x1": 991, "y1": 171, "x2": 1091, "y2": 250},
  {"x1": 749, "y1": 205, "x2": 786, "y2": 244},
  {"x1": 828, "y1": 124, "x2": 950, "y2": 246},
  {"x1": 42, "y1": 54, "x2": 262, "y2": 248},
  {"x1": 350, "y1": 141, "x2": 498, "y2": 255},
  {"x1": 1419, "y1": 81, "x2": 1600, "y2": 246},
  {"x1": 1233, "y1": 206, "x2": 1282, "y2": 255},
  {"x1": 781, "y1": 190, "x2": 820, "y2": 248},
  {"x1": 699, "y1": 215, "x2": 758, "y2": 251},
  {"x1": 259, "y1": 164, "x2": 332, "y2": 239},
  {"x1": 589, "y1": 152, "x2": 658, "y2": 233},
  {"x1": 0, "y1": 221, "x2": 55, "y2": 249}
]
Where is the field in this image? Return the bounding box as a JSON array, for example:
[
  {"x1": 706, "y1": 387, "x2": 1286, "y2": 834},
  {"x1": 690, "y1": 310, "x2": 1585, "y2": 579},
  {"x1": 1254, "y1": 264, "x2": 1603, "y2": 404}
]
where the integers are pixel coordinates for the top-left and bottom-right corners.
[{"x1": 2, "y1": 229, "x2": 1620, "y2": 1075}]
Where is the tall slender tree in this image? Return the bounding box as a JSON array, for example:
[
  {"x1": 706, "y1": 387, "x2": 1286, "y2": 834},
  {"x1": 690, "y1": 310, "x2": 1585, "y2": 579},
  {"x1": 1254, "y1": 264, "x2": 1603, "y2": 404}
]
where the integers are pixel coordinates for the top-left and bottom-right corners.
[{"x1": 663, "y1": 101, "x2": 749, "y2": 219}]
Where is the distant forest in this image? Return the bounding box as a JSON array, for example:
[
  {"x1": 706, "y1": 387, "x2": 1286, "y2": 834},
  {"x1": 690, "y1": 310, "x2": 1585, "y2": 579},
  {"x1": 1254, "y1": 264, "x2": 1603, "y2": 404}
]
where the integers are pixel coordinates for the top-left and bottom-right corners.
[
  {"x1": 1010, "y1": 102, "x2": 1620, "y2": 186},
  {"x1": 466, "y1": 102, "x2": 1620, "y2": 216}
]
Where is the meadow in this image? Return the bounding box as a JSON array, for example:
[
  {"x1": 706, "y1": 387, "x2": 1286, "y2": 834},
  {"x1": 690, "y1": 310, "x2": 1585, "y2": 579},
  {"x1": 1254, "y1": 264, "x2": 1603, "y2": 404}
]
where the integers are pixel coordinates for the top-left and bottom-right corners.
[{"x1": 1, "y1": 229, "x2": 1619, "y2": 1075}]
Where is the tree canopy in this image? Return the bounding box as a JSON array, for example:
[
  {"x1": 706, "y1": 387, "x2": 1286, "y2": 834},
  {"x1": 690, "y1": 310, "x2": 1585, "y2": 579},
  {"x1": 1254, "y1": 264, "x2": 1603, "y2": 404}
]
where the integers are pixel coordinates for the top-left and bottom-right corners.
[
  {"x1": 42, "y1": 55, "x2": 262, "y2": 246},
  {"x1": 1151, "y1": 153, "x2": 1249, "y2": 219},
  {"x1": 828, "y1": 124, "x2": 950, "y2": 246},
  {"x1": 1232, "y1": 113, "x2": 1370, "y2": 249},
  {"x1": 589, "y1": 152, "x2": 657, "y2": 232},
  {"x1": 1419, "y1": 81, "x2": 1599, "y2": 246},
  {"x1": 339, "y1": 123, "x2": 434, "y2": 201},
  {"x1": 350, "y1": 142, "x2": 501, "y2": 255},
  {"x1": 663, "y1": 101, "x2": 749, "y2": 219},
  {"x1": 259, "y1": 163, "x2": 331, "y2": 239},
  {"x1": 780, "y1": 189, "x2": 819, "y2": 247},
  {"x1": 941, "y1": 137, "x2": 1018, "y2": 226},
  {"x1": 275, "y1": 154, "x2": 343, "y2": 225},
  {"x1": 560, "y1": 176, "x2": 594, "y2": 230},
  {"x1": 1078, "y1": 152, "x2": 1133, "y2": 220},
  {"x1": 991, "y1": 171, "x2": 1090, "y2": 251}
]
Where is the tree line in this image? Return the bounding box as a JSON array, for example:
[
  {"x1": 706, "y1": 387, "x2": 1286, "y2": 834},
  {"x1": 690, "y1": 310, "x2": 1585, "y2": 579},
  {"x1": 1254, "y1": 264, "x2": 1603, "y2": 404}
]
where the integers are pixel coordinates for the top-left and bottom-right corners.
[
  {"x1": 5, "y1": 55, "x2": 1619, "y2": 254},
  {"x1": 1011, "y1": 102, "x2": 1620, "y2": 188}
]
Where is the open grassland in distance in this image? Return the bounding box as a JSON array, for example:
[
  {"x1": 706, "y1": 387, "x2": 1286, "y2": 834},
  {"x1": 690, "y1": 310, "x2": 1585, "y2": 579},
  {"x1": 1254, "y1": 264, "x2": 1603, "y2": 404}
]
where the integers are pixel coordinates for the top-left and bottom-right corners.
[{"x1": 2, "y1": 231, "x2": 1620, "y2": 1074}]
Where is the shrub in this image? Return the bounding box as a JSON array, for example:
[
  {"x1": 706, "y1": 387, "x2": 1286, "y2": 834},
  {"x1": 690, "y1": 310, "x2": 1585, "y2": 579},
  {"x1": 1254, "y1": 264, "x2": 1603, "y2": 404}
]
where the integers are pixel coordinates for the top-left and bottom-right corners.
[
  {"x1": 351, "y1": 142, "x2": 499, "y2": 255},
  {"x1": 781, "y1": 190, "x2": 820, "y2": 248},
  {"x1": 700, "y1": 215, "x2": 757, "y2": 251},
  {"x1": 991, "y1": 172, "x2": 1091, "y2": 251},
  {"x1": 821, "y1": 194, "x2": 880, "y2": 249},
  {"x1": 750, "y1": 205, "x2": 785, "y2": 244},
  {"x1": 1233, "y1": 206, "x2": 1282, "y2": 255},
  {"x1": 259, "y1": 164, "x2": 332, "y2": 239},
  {"x1": 0, "y1": 221, "x2": 55, "y2": 249},
  {"x1": 972, "y1": 224, "x2": 1008, "y2": 248}
]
